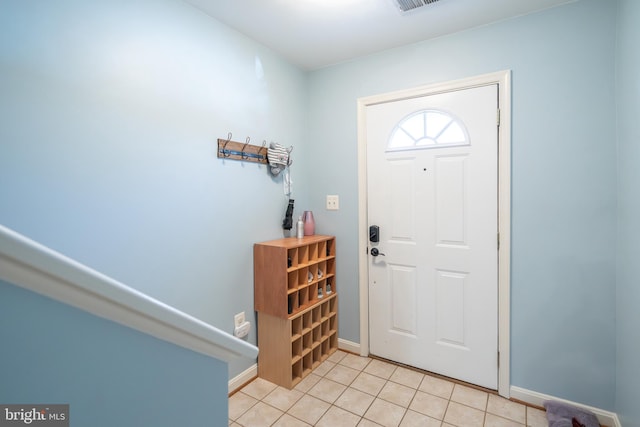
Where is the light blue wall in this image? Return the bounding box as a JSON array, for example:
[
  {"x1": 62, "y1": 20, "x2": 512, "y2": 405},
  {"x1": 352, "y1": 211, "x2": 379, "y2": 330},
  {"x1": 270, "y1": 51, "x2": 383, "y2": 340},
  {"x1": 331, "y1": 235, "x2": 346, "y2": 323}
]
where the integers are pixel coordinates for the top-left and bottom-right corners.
[
  {"x1": 0, "y1": 0, "x2": 309, "y2": 378},
  {"x1": 0, "y1": 0, "x2": 630, "y2": 414},
  {"x1": 615, "y1": 0, "x2": 640, "y2": 424},
  {"x1": 0, "y1": 279, "x2": 228, "y2": 426},
  {"x1": 307, "y1": 0, "x2": 617, "y2": 410}
]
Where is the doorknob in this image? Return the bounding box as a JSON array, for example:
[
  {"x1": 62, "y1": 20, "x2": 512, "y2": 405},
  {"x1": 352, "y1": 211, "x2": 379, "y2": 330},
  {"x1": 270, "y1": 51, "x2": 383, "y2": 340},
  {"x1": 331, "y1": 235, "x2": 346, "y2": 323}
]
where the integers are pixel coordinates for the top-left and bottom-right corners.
[{"x1": 370, "y1": 248, "x2": 385, "y2": 257}]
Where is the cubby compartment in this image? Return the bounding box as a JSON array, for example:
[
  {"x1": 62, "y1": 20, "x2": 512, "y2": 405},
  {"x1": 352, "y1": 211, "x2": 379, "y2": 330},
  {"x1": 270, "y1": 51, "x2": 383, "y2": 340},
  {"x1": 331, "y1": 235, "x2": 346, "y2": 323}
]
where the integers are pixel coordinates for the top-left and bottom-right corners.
[
  {"x1": 313, "y1": 325, "x2": 321, "y2": 345},
  {"x1": 298, "y1": 286, "x2": 309, "y2": 310},
  {"x1": 298, "y1": 245, "x2": 309, "y2": 266},
  {"x1": 329, "y1": 331, "x2": 338, "y2": 351},
  {"x1": 329, "y1": 294, "x2": 337, "y2": 313},
  {"x1": 317, "y1": 261, "x2": 326, "y2": 280},
  {"x1": 312, "y1": 345, "x2": 322, "y2": 368},
  {"x1": 298, "y1": 267, "x2": 309, "y2": 288},
  {"x1": 288, "y1": 294, "x2": 297, "y2": 315},
  {"x1": 303, "y1": 352, "x2": 313, "y2": 377},
  {"x1": 319, "y1": 283, "x2": 328, "y2": 302},
  {"x1": 255, "y1": 236, "x2": 337, "y2": 388},
  {"x1": 321, "y1": 318, "x2": 330, "y2": 338},
  {"x1": 303, "y1": 331, "x2": 312, "y2": 350},
  {"x1": 325, "y1": 280, "x2": 333, "y2": 296},
  {"x1": 308, "y1": 243, "x2": 318, "y2": 262},
  {"x1": 326, "y1": 258, "x2": 336, "y2": 278},
  {"x1": 329, "y1": 311, "x2": 337, "y2": 330},
  {"x1": 302, "y1": 311, "x2": 312, "y2": 334},
  {"x1": 326, "y1": 239, "x2": 335, "y2": 257},
  {"x1": 292, "y1": 337, "x2": 302, "y2": 363},
  {"x1": 307, "y1": 284, "x2": 317, "y2": 305},
  {"x1": 321, "y1": 338, "x2": 330, "y2": 356},
  {"x1": 291, "y1": 316, "x2": 302, "y2": 340},
  {"x1": 288, "y1": 271, "x2": 298, "y2": 291},
  {"x1": 309, "y1": 263, "x2": 319, "y2": 282},
  {"x1": 312, "y1": 306, "x2": 321, "y2": 327},
  {"x1": 321, "y1": 300, "x2": 330, "y2": 320},
  {"x1": 287, "y1": 248, "x2": 298, "y2": 269},
  {"x1": 292, "y1": 359, "x2": 303, "y2": 384},
  {"x1": 317, "y1": 240, "x2": 327, "y2": 260}
]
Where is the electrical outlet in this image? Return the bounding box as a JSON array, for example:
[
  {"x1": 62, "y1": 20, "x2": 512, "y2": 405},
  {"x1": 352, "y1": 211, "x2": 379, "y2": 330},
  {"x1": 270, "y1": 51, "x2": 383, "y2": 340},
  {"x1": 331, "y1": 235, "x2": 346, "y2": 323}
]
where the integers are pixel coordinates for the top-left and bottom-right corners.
[
  {"x1": 234, "y1": 312, "x2": 245, "y2": 328},
  {"x1": 326, "y1": 195, "x2": 339, "y2": 210}
]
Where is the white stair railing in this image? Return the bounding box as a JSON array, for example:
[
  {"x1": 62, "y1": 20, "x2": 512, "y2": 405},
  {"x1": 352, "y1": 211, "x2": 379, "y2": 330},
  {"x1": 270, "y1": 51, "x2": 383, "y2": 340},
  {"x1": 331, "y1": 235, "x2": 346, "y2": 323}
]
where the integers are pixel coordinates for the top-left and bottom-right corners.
[{"x1": 0, "y1": 225, "x2": 258, "y2": 363}]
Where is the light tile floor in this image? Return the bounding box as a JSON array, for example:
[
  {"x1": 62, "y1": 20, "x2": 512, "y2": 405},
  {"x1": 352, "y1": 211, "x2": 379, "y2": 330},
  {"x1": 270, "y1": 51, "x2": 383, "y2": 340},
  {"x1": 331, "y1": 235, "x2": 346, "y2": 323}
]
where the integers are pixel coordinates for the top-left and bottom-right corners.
[{"x1": 229, "y1": 351, "x2": 548, "y2": 427}]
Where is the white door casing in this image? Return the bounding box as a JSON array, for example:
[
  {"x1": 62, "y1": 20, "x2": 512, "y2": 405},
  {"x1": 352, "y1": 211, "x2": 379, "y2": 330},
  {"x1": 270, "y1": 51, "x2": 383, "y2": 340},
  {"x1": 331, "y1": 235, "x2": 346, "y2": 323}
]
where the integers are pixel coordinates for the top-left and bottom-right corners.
[{"x1": 356, "y1": 71, "x2": 511, "y2": 397}]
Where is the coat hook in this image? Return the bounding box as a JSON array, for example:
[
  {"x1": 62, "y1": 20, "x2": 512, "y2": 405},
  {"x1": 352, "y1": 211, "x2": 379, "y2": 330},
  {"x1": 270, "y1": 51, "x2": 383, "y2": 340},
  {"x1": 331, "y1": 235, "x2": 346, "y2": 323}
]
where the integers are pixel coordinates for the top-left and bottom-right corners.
[
  {"x1": 223, "y1": 132, "x2": 232, "y2": 157},
  {"x1": 242, "y1": 136, "x2": 251, "y2": 159}
]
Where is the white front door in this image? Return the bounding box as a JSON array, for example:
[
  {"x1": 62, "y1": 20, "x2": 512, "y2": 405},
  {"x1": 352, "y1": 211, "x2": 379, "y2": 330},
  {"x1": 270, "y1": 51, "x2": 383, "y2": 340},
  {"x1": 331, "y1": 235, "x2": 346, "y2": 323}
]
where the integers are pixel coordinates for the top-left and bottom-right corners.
[{"x1": 366, "y1": 84, "x2": 499, "y2": 389}]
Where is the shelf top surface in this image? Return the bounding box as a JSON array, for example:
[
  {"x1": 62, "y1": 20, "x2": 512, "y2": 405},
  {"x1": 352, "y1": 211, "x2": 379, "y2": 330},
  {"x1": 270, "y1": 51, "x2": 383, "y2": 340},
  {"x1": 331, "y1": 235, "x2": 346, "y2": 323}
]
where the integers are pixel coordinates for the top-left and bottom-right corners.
[
  {"x1": 289, "y1": 292, "x2": 337, "y2": 319},
  {"x1": 256, "y1": 235, "x2": 334, "y2": 249}
]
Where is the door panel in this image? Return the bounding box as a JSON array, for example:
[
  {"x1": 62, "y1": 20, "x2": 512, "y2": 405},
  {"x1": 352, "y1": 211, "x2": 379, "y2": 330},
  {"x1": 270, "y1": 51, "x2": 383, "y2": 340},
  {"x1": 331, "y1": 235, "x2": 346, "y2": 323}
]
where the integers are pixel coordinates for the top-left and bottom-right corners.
[
  {"x1": 435, "y1": 269, "x2": 467, "y2": 348},
  {"x1": 435, "y1": 154, "x2": 468, "y2": 246},
  {"x1": 389, "y1": 265, "x2": 417, "y2": 336},
  {"x1": 389, "y1": 157, "x2": 416, "y2": 241}
]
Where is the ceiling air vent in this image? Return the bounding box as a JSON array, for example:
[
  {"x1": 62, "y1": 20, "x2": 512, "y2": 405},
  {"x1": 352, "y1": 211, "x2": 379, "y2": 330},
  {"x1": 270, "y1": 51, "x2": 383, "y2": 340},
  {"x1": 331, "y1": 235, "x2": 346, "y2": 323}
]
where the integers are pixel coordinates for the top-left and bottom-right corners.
[{"x1": 394, "y1": 0, "x2": 441, "y2": 13}]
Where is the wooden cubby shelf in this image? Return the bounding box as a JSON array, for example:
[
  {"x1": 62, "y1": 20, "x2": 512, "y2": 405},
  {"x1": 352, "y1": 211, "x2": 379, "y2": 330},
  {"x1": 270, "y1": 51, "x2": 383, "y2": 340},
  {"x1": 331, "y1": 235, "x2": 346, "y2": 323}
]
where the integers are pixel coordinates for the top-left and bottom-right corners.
[{"x1": 254, "y1": 235, "x2": 338, "y2": 389}]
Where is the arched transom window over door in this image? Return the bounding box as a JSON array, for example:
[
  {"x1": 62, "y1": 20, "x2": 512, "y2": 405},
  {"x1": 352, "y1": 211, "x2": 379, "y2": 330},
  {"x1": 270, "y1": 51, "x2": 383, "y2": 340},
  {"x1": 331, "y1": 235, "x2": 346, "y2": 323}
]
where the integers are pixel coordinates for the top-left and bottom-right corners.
[{"x1": 387, "y1": 109, "x2": 470, "y2": 151}]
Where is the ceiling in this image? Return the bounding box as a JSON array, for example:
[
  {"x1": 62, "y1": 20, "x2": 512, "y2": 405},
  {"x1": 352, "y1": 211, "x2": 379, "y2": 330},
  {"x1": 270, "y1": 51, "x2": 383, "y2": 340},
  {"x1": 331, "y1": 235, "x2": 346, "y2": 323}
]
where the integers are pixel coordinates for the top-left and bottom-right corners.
[{"x1": 183, "y1": 0, "x2": 574, "y2": 71}]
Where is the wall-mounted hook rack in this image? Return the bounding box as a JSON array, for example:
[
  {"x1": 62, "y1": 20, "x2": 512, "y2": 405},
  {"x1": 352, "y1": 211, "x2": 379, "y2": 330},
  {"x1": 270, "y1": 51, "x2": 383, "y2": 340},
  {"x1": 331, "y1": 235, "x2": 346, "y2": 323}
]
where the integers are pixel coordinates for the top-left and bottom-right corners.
[{"x1": 217, "y1": 133, "x2": 268, "y2": 164}]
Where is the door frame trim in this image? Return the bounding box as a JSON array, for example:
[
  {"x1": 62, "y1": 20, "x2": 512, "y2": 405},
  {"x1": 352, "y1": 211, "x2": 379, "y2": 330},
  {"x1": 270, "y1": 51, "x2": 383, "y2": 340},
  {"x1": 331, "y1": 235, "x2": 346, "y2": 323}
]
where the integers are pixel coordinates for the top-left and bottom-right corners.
[{"x1": 356, "y1": 70, "x2": 512, "y2": 397}]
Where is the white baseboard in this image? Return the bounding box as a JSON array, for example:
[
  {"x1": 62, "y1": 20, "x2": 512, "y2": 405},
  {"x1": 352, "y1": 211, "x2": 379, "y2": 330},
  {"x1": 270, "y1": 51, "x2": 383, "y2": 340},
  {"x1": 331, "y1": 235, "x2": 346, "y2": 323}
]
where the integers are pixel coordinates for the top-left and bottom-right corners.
[
  {"x1": 229, "y1": 364, "x2": 257, "y2": 394},
  {"x1": 338, "y1": 338, "x2": 361, "y2": 354},
  {"x1": 510, "y1": 386, "x2": 621, "y2": 427}
]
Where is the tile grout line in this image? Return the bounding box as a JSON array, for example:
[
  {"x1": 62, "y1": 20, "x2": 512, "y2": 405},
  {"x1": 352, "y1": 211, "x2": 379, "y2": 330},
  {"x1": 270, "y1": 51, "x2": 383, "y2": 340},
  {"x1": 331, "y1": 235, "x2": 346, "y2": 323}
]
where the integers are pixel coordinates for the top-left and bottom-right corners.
[
  {"x1": 231, "y1": 351, "x2": 535, "y2": 427},
  {"x1": 324, "y1": 356, "x2": 377, "y2": 425}
]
